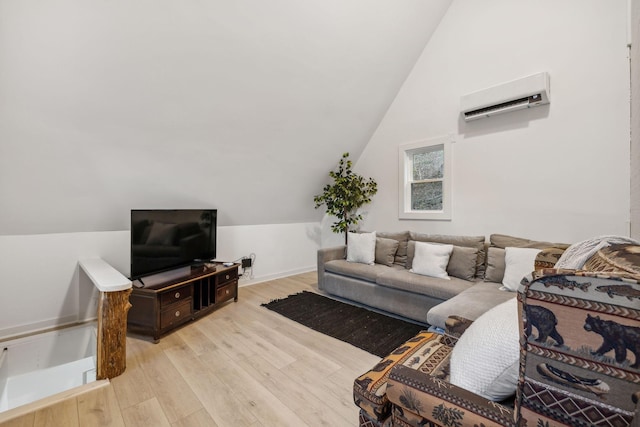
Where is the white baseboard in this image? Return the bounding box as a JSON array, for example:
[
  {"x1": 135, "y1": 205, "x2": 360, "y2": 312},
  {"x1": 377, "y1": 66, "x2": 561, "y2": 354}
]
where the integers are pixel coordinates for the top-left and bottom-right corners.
[
  {"x1": 238, "y1": 266, "x2": 316, "y2": 287},
  {"x1": 0, "y1": 268, "x2": 317, "y2": 340},
  {"x1": 0, "y1": 315, "x2": 80, "y2": 343}
]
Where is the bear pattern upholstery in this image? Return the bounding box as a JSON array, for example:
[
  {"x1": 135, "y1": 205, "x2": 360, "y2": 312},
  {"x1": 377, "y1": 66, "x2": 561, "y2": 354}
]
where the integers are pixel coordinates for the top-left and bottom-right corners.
[{"x1": 517, "y1": 269, "x2": 640, "y2": 426}]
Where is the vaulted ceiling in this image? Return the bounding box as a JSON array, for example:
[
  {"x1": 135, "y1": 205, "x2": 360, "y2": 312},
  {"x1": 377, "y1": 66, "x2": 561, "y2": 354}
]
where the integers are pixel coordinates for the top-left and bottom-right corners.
[{"x1": 0, "y1": 0, "x2": 452, "y2": 234}]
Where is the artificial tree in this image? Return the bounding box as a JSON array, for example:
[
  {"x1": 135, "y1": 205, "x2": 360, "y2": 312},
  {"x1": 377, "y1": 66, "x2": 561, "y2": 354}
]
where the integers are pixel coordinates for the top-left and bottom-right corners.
[{"x1": 313, "y1": 152, "x2": 378, "y2": 244}]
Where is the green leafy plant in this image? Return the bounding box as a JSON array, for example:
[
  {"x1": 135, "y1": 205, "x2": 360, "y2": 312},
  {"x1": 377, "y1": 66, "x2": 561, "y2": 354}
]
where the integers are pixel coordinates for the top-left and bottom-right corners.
[{"x1": 314, "y1": 152, "x2": 377, "y2": 244}]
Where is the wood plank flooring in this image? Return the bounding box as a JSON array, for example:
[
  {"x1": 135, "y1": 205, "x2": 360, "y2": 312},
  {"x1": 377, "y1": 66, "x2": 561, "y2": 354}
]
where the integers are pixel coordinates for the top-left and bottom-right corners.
[{"x1": 0, "y1": 272, "x2": 381, "y2": 427}]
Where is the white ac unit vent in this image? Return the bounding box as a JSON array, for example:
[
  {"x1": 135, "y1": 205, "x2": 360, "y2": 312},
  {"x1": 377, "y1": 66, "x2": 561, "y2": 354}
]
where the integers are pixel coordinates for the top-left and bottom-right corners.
[{"x1": 460, "y1": 72, "x2": 550, "y2": 122}]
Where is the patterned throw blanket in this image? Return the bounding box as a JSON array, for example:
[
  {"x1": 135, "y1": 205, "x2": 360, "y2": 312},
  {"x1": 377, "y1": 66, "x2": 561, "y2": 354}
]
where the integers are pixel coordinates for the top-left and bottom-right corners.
[{"x1": 555, "y1": 235, "x2": 640, "y2": 269}]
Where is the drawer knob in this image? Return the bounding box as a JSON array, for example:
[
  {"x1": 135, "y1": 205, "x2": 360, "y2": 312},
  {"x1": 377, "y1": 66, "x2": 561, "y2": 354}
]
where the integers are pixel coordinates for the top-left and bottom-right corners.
[
  {"x1": 175, "y1": 292, "x2": 180, "y2": 299},
  {"x1": 225, "y1": 274, "x2": 230, "y2": 280},
  {"x1": 175, "y1": 310, "x2": 180, "y2": 317},
  {"x1": 225, "y1": 289, "x2": 229, "y2": 295}
]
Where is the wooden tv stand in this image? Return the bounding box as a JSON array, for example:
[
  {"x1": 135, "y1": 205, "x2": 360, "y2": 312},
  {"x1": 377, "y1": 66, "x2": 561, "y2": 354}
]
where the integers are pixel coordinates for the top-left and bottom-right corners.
[{"x1": 127, "y1": 263, "x2": 238, "y2": 341}]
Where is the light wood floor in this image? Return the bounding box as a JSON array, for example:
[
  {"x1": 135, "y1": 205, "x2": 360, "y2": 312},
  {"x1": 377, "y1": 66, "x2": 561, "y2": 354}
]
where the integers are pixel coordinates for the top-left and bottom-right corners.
[{"x1": 1, "y1": 272, "x2": 381, "y2": 427}]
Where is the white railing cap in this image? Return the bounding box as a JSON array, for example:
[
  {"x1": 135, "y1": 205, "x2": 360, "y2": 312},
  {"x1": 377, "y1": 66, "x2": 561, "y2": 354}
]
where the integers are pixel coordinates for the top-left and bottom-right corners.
[{"x1": 79, "y1": 258, "x2": 131, "y2": 292}]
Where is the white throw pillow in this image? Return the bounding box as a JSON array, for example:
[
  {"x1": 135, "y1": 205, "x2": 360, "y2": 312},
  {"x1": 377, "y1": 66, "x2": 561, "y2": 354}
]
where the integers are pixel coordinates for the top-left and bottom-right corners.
[
  {"x1": 449, "y1": 298, "x2": 519, "y2": 401},
  {"x1": 410, "y1": 241, "x2": 453, "y2": 279},
  {"x1": 501, "y1": 247, "x2": 541, "y2": 291},
  {"x1": 347, "y1": 232, "x2": 376, "y2": 264}
]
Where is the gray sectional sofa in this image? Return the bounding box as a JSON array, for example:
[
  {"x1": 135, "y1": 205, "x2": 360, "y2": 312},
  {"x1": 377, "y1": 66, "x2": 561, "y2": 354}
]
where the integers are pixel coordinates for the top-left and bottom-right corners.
[{"x1": 317, "y1": 231, "x2": 567, "y2": 328}]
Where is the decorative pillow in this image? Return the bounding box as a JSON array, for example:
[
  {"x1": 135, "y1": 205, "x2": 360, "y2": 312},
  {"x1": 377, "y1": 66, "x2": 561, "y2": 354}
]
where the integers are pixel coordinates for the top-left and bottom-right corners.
[
  {"x1": 534, "y1": 247, "x2": 566, "y2": 270},
  {"x1": 347, "y1": 232, "x2": 376, "y2": 265},
  {"x1": 146, "y1": 222, "x2": 178, "y2": 246},
  {"x1": 410, "y1": 241, "x2": 453, "y2": 279},
  {"x1": 447, "y1": 246, "x2": 480, "y2": 281},
  {"x1": 377, "y1": 231, "x2": 410, "y2": 266},
  {"x1": 450, "y1": 298, "x2": 519, "y2": 401},
  {"x1": 484, "y1": 247, "x2": 506, "y2": 283},
  {"x1": 502, "y1": 247, "x2": 541, "y2": 291},
  {"x1": 375, "y1": 237, "x2": 399, "y2": 267},
  {"x1": 408, "y1": 233, "x2": 486, "y2": 278}
]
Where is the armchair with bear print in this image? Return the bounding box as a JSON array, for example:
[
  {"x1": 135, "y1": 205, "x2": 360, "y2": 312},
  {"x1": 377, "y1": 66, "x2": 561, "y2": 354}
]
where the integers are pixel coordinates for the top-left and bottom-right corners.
[{"x1": 516, "y1": 268, "x2": 640, "y2": 427}]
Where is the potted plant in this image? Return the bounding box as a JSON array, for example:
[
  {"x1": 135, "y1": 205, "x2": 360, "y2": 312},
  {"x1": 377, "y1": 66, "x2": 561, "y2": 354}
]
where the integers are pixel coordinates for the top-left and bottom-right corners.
[{"x1": 314, "y1": 152, "x2": 378, "y2": 244}]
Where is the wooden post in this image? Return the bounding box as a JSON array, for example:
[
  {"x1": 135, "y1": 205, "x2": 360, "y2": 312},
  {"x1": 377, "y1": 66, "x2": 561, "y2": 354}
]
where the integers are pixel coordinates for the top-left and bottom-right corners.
[{"x1": 96, "y1": 288, "x2": 132, "y2": 380}]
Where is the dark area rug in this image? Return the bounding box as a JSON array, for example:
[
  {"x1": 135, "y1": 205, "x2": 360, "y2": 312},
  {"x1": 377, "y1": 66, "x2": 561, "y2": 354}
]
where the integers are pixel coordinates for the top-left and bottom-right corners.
[{"x1": 261, "y1": 291, "x2": 428, "y2": 357}]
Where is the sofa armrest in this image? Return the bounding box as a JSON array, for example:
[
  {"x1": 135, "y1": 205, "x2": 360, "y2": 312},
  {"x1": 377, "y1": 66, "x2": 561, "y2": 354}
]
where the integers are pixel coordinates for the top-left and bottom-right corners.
[
  {"x1": 387, "y1": 365, "x2": 515, "y2": 427},
  {"x1": 317, "y1": 245, "x2": 346, "y2": 290},
  {"x1": 318, "y1": 245, "x2": 346, "y2": 263}
]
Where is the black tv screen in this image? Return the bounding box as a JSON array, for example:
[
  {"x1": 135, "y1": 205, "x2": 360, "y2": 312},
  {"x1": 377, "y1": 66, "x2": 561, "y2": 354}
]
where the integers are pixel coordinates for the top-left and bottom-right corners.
[{"x1": 130, "y1": 209, "x2": 217, "y2": 279}]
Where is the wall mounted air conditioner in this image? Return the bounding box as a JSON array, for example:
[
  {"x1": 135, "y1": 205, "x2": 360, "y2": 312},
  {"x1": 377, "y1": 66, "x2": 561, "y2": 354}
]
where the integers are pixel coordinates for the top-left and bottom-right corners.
[{"x1": 460, "y1": 72, "x2": 550, "y2": 122}]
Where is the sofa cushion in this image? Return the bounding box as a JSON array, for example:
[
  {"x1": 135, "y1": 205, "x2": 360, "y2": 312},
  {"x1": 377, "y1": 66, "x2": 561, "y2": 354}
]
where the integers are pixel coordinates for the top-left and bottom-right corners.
[
  {"x1": 408, "y1": 233, "x2": 486, "y2": 278},
  {"x1": 375, "y1": 237, "x2": 399, "y2": 267},
  {"x1": 347, "y1": 231, "x2": 376, "y2": 264},
  {"x1": 376, "y1": 268, "x2": 473, "y2": 300},
  {"x1": 485, "y1": 247, "x2": 506, "y2": 283},
  {"x1": 410, "y1": 242, "x2": 453, "y2": 279},
  {"x1": 426, "y1": 281, "x2": 516, "y2": 329},
  {"x1": 377, "y1": 231, "x2": 410, "y2": 266},
  {"x1": 353, "y1": 331, "x2": 447, "y2": 422},
  {"x1": 489, "y1": 233, "x2": 569, "y2": 250},
  {"x1": 450, "y1": 298, "x2": 519, "y2": 401},
  {"x1": 324, "y1": 259, "x2": 393, "y2": 283}
]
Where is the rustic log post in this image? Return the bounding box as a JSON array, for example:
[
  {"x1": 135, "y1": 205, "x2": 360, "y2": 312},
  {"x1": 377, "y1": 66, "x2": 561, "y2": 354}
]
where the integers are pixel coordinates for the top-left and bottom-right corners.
[{"x1": 96, "y1": 288, "x2": 132, "y2": 380}]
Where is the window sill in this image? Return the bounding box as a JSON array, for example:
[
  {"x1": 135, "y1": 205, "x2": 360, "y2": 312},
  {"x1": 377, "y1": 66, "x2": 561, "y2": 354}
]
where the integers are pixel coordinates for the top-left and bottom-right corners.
[{"x1": 399, "y1": 210, "x2": 451, "y2": 221}]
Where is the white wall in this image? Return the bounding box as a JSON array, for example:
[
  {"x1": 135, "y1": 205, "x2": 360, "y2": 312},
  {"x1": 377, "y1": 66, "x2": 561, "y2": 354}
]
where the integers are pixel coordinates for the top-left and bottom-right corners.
[
  {"x1": 355, "y1": 0, "x2": 631, "y2": 244},
  {"x1": 0, "y1": 223, "x2": 317, "y2": 339},
  {"x1": 0, "y1": 0, "x2": 451, "y2": 235},
  {"x1": 631, "y1": 0, "x2": 640, "y2": 239},
  {"x1": 216, "y1": 223, "x2": 319, "y2": 283},
  {"x1": 0, "y1": 0, "x2": 455, "y2": 339}
]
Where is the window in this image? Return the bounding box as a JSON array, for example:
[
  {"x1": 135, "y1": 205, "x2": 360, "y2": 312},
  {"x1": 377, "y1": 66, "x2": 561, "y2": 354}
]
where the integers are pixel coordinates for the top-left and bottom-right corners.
[{"x1": 399, "y1": 136, "x2": 452, "y2": 220}]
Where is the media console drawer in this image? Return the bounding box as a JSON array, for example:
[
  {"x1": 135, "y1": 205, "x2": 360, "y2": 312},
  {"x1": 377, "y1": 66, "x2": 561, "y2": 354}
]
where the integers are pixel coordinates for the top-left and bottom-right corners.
[
  {"x1": 160, "y1": 299, "x2": 192, "y2": 329},
  {"x1": 216, "y1": 281, "x2": 237, "y2": 303},
  {"x1": 160, "y1": 284, "x2": 192, "y2": 307},
  {"x1": 218, "y1": 269, "x2": 237, "y2": 285}
]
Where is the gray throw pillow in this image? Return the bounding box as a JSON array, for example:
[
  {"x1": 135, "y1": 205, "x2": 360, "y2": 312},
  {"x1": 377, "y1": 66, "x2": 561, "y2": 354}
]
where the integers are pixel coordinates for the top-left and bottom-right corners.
[
  {"x1": 377, "y1": 231, "x2": 410, "y2": 266},
  {"x1": 447, "y1": 246, "x2": 480, "y2": 281},
  {"x1": 375, "y1": 237, "x2": 399, "y2": 267},
  {"x1": 485, "y1": 247, "x2": 506, "y2": 283}
]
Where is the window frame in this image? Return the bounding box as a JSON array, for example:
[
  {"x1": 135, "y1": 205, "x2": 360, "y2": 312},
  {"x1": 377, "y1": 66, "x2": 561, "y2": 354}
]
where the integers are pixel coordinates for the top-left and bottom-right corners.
[{"x1": 398, "y1": 135, "x2": 452, "y2": 220}]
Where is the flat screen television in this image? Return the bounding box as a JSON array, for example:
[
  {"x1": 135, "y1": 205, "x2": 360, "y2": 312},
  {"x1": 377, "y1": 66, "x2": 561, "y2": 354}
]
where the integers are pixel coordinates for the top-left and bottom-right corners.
[{"x1": 130, "y1": 209, "x2": 217, "y2": 279}]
